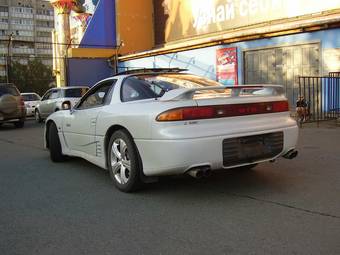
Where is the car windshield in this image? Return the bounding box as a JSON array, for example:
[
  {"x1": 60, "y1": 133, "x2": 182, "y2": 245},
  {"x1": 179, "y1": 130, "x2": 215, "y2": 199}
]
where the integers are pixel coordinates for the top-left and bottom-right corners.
[
  {"x1": 22, "y1": 94, "x2": 40, "y2": 101},
  {"x1": 64, "y1": 88, "x2": 88, "y2": 98},
  {"x1": 0, "y1": 86, "x2": 19, "y2": 96},
  {"x1": 121, "y1": 73, "x2": 227, "y2": 102}
]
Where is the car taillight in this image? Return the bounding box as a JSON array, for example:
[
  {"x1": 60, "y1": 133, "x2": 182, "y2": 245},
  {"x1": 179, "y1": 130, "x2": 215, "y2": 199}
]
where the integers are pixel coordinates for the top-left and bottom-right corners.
[{"x1": 156, "y1": 100, "x2": 289, "y2": 121}]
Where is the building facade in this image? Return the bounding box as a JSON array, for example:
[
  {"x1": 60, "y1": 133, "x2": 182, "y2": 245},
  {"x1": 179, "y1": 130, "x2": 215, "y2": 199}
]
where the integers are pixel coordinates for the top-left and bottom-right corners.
[
  {"x1": 0, "y1": 0, "x2": 54, "y2": 79},
  {"x1": 61, "y1": 0, "x2": 340, "y2": 104},
  {"x1": 98, "y1": 0, "x2": 339, "y2": 106}
]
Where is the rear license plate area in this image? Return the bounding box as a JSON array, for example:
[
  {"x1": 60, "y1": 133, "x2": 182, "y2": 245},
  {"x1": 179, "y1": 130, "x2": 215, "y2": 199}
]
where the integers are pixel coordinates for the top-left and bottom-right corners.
[{"x1": 223, "y1": 132, "x2": 283, "y2": 167}]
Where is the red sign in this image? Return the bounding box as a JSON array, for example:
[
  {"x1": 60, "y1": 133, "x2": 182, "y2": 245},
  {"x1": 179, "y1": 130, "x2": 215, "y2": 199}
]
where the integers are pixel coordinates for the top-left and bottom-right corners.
[{"x1": 216, "y1": 47, "x2": 238, "y2": 86}]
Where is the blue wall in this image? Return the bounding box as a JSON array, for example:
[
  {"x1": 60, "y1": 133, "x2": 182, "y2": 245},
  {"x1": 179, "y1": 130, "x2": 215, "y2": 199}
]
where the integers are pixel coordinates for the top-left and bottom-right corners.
[
  {"x1": 120, "y1": 28, "x2": 340, "y2": 84},
  {"x1": 67, "y1": 58, "x2": 114, "y2": 87},
  {"x1": 80, "y1": 0, "x2": 116, "y2": 48}
]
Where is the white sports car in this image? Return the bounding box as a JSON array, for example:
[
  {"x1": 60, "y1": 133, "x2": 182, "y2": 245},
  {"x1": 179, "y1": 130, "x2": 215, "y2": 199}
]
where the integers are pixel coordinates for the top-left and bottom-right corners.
[{"x1": 44, "y1": 69, "x2": 298, "y2": 192}]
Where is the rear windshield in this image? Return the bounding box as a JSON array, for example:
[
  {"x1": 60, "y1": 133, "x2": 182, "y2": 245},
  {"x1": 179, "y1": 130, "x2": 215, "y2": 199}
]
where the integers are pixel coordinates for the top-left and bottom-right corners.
[
  {"x1": 121, "y1": 74, "x2": 282, "y2": 102},
  {"x1": 64, "y1": 88, "x2": 88, "y2": 98},
  {"x1": 121, "y1": 74, "x2": 225, "y2": 102},
  {"x1": 0, "y1": 86, "x2": 19, "y2": 97},
  {"x1": 22, "y1": 94, "x2": 40, "y2": 101}
]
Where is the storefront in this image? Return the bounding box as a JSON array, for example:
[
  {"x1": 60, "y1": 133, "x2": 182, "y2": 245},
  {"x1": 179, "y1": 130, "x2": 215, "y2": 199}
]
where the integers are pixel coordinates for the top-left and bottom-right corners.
[
  {"x1": 115, "y1": 0, "x2": 340, "y2": 104},
  {"x1": 62, "y1": 0, "x2": 340, "y2": 103}
]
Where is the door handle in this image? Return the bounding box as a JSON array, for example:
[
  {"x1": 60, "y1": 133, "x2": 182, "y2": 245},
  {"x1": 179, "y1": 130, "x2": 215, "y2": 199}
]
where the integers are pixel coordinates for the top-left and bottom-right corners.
[
  {"x1": 66, "y1": 123, "x2": 71, "y2": 127},
  {"x1": 91, "y1": 118, "x2": 96, "y2": 126}
]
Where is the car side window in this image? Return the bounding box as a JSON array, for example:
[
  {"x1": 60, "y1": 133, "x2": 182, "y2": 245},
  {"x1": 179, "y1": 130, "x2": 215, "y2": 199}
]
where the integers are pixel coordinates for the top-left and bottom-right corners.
[
  {"x1": 76, "y1": 80, "x2": 115, "y2": 110},
  {"x1": 41, "y1": 90, "x2": 52, "y2": 101},
  {"x1": 121, "y1": 77, "x2": 158, "y2": 102},
  {"x1": 50, "y1": 90, "x2": 60, "y2": 99}
]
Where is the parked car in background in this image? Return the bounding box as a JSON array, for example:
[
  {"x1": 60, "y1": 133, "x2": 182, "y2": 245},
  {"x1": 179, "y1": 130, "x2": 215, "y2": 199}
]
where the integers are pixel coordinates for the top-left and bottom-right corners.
[
  {"x1": 44, "y1": 69, "x2": 299, "y2": 192},
  {"x1": 0, "y1": 83, "x2": 26, "y2": 128},
  {"x1": 35, "y1": 86, "x2": 88, "y2": 122},
  {"x1": 21, "y1": 93, "x2": 41, "y2": 117}
]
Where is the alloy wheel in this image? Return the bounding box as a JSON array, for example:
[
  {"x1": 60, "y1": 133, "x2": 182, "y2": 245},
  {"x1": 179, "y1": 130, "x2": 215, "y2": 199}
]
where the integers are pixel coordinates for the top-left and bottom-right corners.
[{"x1": 110, "y1": 138, "x2": 131, "y2": 184}]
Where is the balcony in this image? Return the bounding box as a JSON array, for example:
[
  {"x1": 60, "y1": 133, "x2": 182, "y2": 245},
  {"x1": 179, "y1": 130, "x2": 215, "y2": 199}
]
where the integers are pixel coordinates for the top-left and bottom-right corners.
[
  {"x1": 36, "y1": 48, "x2": 52, "y2": 55},
  {"x1": 10, "y1": 24, "x2": 34, "y2": 31},
  {"x1": 0, "y1": 12, "x2": 8, "y2": 17},
  {"x1": 0, "y1": 23, "x2": 8, "y2": 29},
  {"x1": 36, "y1": 26, "x2": 53, "y2": 32},
  {"x1": 12, "y1": 36, "x2": 34, "y2": 42},
  {"x1": 36, "y1": 14, "x2": 54, "y2": 21},
  {"x1": 35, "y1": 37, "x2": 52, "y2": 43},
  {"x1": 9, "y1": 12, "x2": 33, "y2": 19},
  {"x1": 12, "y1": 48, "x2": 35, "y2": 55}
]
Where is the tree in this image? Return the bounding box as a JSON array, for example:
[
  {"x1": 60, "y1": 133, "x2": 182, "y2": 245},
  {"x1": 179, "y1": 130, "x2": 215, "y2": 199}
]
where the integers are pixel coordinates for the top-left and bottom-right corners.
[{"x1": 9, "y1": 59, "x2": 55, "y2": 96}]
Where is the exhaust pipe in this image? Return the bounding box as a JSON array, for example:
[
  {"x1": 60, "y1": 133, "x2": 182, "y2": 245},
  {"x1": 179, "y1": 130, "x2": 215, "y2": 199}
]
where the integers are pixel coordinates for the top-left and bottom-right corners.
[
  {"x1": 283, "y1": 149, "x2": 298, "y2": 159},
  {"x1": 187, "y1": 169, "x2": 204, "y2": 178},
  {"x1": 187, "y1": 167, "x2": 212, "y2": 178},
  {"x1": 202, "y1": 168, "x2": 212, "y2": 177}
]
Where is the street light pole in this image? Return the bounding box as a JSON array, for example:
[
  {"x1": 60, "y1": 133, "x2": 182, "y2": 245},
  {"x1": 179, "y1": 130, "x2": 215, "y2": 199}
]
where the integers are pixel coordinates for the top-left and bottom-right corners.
[{"x1": 6, "y1": 33, "x2": 14, "y2": 83}]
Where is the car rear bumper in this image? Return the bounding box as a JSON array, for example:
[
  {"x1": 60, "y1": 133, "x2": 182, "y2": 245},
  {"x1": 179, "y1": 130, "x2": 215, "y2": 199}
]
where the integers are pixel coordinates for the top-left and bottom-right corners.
[
  {"x1": 135, "y1": 125, "x2": 298, "y2": 176},
  {"x1": 0, "y1": 110, "x2": 26, "y2": 123}
]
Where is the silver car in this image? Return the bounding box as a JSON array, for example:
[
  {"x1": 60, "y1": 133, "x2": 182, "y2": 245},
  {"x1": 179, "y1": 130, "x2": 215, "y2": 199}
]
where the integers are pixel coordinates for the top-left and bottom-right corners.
[
  {"x1": 35, "y1": 86, "x2": 88, "y2": 122},
  {"x1": 21, "y1": 93, "x2": 41, "y2": 117}
]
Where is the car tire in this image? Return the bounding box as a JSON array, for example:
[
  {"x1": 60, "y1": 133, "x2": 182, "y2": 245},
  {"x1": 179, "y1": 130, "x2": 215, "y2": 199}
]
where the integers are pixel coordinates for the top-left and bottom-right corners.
[
  {"x1": 35, "y1": 110, "x2": 43, "y2": 123},
  {"x1": 48, "y1": 122, "x2": 66, "y2": 162},
  {"x1": 108, "y1": 130, "x2": 142, "y2": 192},
  {"x1": 14, "y1": 119, "x2": 25, "y2": 128}
]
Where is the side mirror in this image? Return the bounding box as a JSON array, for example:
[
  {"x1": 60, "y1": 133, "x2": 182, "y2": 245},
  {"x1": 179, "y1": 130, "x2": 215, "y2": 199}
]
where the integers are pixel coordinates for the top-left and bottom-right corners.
[{"x1": 61, "y1": 101, "x2": 71, "y2": 110}]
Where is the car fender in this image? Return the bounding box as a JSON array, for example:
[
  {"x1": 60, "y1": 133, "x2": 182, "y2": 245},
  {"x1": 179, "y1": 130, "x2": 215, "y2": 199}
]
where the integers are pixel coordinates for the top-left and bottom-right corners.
[{"x1": 44, "y1": 111, "x2": 69, "y2": 148}]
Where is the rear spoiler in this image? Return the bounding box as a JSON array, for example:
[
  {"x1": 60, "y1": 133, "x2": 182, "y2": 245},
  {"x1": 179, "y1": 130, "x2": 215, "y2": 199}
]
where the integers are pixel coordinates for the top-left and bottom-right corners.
[{"x1": 159, "y1": 85, "x2": 285, "y2": 101}]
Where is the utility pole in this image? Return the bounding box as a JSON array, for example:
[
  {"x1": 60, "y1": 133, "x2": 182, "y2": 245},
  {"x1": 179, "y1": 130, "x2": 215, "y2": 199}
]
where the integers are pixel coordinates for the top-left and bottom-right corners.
[{"x1": 6, "y1": 33, "x2": 14, "y2": 83}]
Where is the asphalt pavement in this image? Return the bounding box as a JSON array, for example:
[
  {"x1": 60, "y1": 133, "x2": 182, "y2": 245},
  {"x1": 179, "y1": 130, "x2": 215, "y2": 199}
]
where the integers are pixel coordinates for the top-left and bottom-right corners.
[{"x1": 0, "y1": 119, "x2": 340, "y2": 255}]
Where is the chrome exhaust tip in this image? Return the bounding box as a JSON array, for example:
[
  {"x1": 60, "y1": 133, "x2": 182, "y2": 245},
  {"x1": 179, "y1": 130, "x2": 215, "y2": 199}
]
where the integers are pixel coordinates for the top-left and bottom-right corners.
[
  {"x1": 187, "y1": 169, "x2": 204, "y2": 179},
  {"x1": 187, "y1": 166, "x2": 212, "y2": 178}
]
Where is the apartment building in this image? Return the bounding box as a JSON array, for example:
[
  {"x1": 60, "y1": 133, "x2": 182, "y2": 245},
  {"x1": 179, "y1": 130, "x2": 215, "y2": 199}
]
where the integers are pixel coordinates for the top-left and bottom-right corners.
[{"x1": 0, "y1": 0, "x2": 54, "y2": 78}]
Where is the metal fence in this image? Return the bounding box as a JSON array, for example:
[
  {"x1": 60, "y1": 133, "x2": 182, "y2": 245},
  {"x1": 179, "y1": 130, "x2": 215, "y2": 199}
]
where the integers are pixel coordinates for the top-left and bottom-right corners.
[
  {"x1": 329, "y1": 72, "x2": 340, "y2": 77},
  {"x1": 298, "y1": 74, "x2": 340, "y2": 123}
]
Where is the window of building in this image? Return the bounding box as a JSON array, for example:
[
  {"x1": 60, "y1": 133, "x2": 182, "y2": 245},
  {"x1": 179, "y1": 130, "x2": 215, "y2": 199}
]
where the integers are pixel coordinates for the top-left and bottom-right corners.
[
  {"x1": 0, "y1": 6, "x2": 8, "y2": 12},
  {"x1": 36, "y1": 9, "x2": 53, "y2": 16},
  {"x1": 36, "y1": 31, "x2": 51, "y2": 37},
  {"x1": 12, "y1": 7, "x2": 33, "y2": 14}
]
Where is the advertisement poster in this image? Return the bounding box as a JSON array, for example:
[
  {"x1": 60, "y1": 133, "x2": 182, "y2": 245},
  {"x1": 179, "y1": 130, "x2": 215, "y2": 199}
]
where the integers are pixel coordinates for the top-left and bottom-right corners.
[{"x1": 216, "y1": 47, "x2": 238, "y2": 86}]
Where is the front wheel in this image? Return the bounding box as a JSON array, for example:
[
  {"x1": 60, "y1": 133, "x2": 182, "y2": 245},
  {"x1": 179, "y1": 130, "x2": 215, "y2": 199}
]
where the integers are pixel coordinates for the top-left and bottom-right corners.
[
  {"x1": 108, "y1": 130, "x2": 142, "y2": 192},
  {"x1": 48, "y1": 122, "x2": 66, "y2": 162},
  {"x1": 35, "y1": 110, "x2": 43, "y2": 123}
]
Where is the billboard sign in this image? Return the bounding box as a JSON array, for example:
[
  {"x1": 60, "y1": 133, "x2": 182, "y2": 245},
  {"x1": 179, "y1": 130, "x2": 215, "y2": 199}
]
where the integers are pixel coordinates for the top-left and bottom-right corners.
[
  {"x1": 216, "y1": 47, "x2": 238, "y2": 86},
  {"x1": 160, "y1": 0, "x2": 340, "y2": 43}
]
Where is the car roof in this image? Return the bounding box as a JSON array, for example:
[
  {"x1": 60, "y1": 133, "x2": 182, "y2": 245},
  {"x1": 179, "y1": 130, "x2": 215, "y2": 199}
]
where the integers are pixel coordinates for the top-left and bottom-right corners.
[
  {"x1": 100, "y1": 70, "x2": 189, "y2": 82},
  {"x1": 21, "y1": 92, "x2": 39, "y2": 95},
  {"x1": 59, "y1": 86, "x2": 89, "y2": 90}
]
